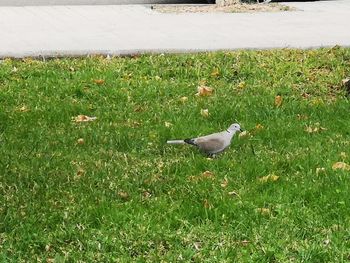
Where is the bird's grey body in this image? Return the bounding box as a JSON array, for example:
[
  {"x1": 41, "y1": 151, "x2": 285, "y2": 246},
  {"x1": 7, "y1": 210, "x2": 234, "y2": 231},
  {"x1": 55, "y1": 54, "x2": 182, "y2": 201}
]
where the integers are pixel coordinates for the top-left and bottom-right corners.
[{"x1": 167, "y1": 123, "x2": 242, "y2": 156}]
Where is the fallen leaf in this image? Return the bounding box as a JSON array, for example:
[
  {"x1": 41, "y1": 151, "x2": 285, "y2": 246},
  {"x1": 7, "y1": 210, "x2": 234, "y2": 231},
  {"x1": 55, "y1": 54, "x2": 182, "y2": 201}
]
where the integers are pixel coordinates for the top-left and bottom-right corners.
[
  {"x1": 258, "y1": 174, "x2": 280, "y2": 183},
  {"x1": 332, "y1": 162, "x2": 350, "y2": 171},
  {"x1": 257, "y1": 208, "x2": 271, "y2": 216},
  {"x1": 72, "y1": 115, "x2": 97, "y2": 123},
  {"x1": 196, "y1": 86, "x2": 214, "y2": 96},
  {"x1": 239, "y1": 130, "x2": 249, "y2": 138},
  {"x1": 180, "y1": 96, "x2": 188, "y2": 103},
  {"x1": 193, "y1": 242, "x2": 202, "y2": 250},
  {"x1": 305, "y1": 123, "x2": 327, "y2": 133},
  {"x1": 202, "y1": 170, "x2": 214, "y2": 179},
  {"x1": 203, "y1": 199, "x2": 211, "y2": 209},
  {"x1": 93, "y1": 79, "x2": 105, "y2": 85},
  {"x1": 18, "y1": 105, "x2": 29, "y2": 112},
  {"x1": 275, "y1": 95, "x2": 283, "y2": 107},
  {"x1": 237, "y1": 81, "x2": 246, "y2": 89},
  {"x1": 200, "y1": 109, "x2": 209, "y2": 118},
  {"x1": 75, "y1": 168, "x2": 85, "y2": 179},
  {"x1": 77, "y1": 138, "x2": 84, "y2": 145},
  {"x1": 211, "y1": 68, "x2": 220, "y2": 77},
  {"x1": 297, "y1": 114, "x2": 308, "y2": 120},
  {"x1": 220, "y1": 179, "x2": 228, "y2": 188},
  {"x1": 118, "y1": 191, "x2": 129, "y2": 200},
  {"x1": 143, "y1": 191, "x2": 152, "y2": 199},
  {"x1": 228, "y1": 191, "x2": 240, "y2": 198},
  {"x1": 255, "y1": 123, "x2": 264, "y2": 130}
]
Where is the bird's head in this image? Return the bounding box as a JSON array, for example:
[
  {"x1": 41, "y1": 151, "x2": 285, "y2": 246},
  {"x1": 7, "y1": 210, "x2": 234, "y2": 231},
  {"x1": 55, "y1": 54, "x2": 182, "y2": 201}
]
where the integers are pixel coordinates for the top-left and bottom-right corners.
[{"x1": 227, "y1": 123, "x2": 243, "y2": 133}]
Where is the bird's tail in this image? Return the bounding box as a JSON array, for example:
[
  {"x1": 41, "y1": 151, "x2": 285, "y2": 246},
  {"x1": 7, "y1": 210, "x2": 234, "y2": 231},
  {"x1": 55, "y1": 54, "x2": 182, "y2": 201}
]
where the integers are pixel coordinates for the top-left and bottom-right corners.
[{"x1": 167, "y1": 140, "x2": 185, "y2": 144}]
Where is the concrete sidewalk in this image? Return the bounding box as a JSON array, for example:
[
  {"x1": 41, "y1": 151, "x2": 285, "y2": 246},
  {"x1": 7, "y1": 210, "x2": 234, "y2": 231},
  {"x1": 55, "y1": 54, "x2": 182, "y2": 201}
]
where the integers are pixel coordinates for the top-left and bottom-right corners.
[{"x1": 0, "y1": 1, "x2": 349, "y2": 58}]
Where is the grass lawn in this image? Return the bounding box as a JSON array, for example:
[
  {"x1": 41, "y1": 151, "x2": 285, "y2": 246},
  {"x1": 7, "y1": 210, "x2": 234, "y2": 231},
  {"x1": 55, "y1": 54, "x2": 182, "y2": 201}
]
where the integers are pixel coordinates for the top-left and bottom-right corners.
[{"x1": 1, "y1": 48, "x2": 350, "y2": 262}]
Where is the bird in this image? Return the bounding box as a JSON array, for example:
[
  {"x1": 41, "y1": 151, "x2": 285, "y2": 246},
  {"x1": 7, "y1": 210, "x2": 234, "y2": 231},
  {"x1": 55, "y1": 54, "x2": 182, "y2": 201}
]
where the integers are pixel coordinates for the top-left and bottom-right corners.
[{"x1": 167, "y1": 123, "x2": 243, "y2": 156}]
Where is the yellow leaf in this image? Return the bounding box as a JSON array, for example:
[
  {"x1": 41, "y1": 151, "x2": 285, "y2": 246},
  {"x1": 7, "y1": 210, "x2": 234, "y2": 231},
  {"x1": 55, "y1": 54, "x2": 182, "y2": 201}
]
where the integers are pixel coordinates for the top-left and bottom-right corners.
[
  {"x1": 18, "y1": 105, "x2": 29, "y2": 112},
  {"x1": 93, "y1": 79, "x2": 105, "y2": 85},
  {"x1": 237, "y1": 81, "x2": 246, "y2": 89},
  {"x1": 257, "y1": 208, "x2": 271, "y2": 215},
  {"x1": 72, "y1": 115, "x2": 97, "y2": 123},
  {"x1": 200, "y1": 109, "x2": 209, "y2": 118},
  {"x1": 275, "y1": 95, "x2": 283, "y2": 107},
  {"x1": 258, "y1": 174, "x2": 280, "y2": 183},
  {"x1": 211, "y1": 68, "x2": 220, "y2": 77},
  {"x1": 196, "y1": 86, "x2": 214, "y2": 96},
  {"x1": 239, "y1": 130, "x2": 249, "y2": 138},
  {"x1": 255, "y1": 123, "x2": 264, "y2": 130},
  {"x1": 332, "y1": 162, "x2": 350, "y2": 171}
]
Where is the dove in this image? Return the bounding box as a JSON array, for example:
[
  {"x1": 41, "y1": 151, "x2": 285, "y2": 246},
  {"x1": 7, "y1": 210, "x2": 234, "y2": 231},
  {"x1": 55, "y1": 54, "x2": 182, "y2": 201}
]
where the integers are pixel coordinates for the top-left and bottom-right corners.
[{"x1": 167, "y1": 123, "x2": 243, "y2": 156}]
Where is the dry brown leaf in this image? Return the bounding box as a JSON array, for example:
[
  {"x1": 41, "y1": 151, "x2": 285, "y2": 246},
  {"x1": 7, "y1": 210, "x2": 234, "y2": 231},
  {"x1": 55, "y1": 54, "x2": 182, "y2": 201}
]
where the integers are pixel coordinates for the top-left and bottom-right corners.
[
  {"x1": 142, "y1": 191, "x2": 152, "y2": 199},
  {"x1": 275, "y1": 95, "x2": 283, "y2": 107},
  {"x1": 203, "y1": 199, "x2": 211, "y2": 209},
  {"x1": 72, "y1": 115, "x2": 97, "y2": 123},
  {"x1": 118, "y1": 191, "x2": 129, "y2": 200},
  {"x1": 77, "y1": 138, "x2": 84, "y2": 145},
  {"x1": 200, "y1": 109, "x2": 209, "y2": 118},
  {"x1": 258, "y1": 174, "x2": 280, "y2": 183},
  {"x1": 93, "y1": 79, "x2": 105, "y2": 85},
  {"x1": 196, "y1": 86, "x2": 214, "y2": 96},
  {"x1": 202, "y1": 170, "x2": 214, "y2": 179},
  {"x1": 75, "y1": 168, "x2": 85, "y2": 179},
  {"x1": 332, "y1": 162, "x2": 350, "y2": 171}
]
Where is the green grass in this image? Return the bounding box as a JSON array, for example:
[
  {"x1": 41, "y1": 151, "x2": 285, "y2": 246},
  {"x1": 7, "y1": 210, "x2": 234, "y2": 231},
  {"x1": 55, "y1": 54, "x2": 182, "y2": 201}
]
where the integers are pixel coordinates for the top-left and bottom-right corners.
[{"x1": 1, "y1": 48, "x2": 350, "y2": 262}]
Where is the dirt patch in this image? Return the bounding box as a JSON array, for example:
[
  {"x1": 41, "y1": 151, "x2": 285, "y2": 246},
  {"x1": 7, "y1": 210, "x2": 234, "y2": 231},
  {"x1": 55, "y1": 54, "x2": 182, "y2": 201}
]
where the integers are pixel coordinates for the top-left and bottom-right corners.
[{"x1": 152, "y1": 2, "x2": 294, "y2": 13}]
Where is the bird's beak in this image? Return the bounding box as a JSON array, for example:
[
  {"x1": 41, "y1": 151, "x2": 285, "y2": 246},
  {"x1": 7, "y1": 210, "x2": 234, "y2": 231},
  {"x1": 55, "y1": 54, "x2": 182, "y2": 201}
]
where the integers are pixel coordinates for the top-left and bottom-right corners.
[{"x1": 240, "y1": 128, "x2": 244, "y2": 132}]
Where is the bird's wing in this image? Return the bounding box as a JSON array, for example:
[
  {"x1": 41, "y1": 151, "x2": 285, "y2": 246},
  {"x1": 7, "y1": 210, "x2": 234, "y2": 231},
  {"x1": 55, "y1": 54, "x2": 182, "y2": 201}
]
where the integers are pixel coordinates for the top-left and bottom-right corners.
[{"x1": 195, "y1": 133, "x2": 227, "y2": 153}]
